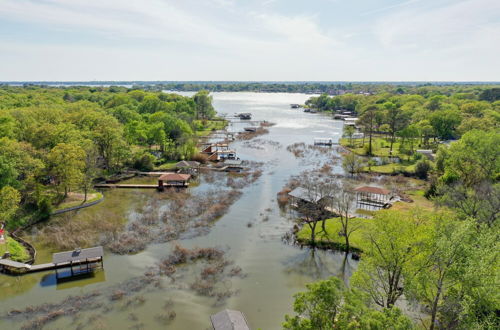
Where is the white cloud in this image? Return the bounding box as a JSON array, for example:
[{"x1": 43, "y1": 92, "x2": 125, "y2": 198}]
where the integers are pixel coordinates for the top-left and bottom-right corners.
[{"x1": 0, "y1": 0, "x2": 498, "y2": 80}]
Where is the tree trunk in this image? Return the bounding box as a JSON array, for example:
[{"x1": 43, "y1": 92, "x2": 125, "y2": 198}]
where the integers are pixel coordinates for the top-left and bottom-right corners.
[
  {"x1": 368, "y1": 132, "x2": 373, "y2": 155},
  {"x1": 83, "y1": 184, "x2": 88, "y2": 202},
  {"x1": 430, "y1": 279, "x2": 443, "y2": 330}
]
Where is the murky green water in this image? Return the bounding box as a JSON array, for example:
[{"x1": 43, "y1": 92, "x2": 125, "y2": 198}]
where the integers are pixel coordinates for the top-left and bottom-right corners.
[{"x1": 0, "y1": 92, "x2": 357, "y2": 329}]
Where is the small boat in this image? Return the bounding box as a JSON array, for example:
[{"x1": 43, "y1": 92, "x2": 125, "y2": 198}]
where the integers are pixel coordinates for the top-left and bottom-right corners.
[
  {"x1": 244, "y1": 127, "x2": 257, "y2": 132},
  {"x1": 237, "y1": 113, "x2": 252, "y2": 120}
]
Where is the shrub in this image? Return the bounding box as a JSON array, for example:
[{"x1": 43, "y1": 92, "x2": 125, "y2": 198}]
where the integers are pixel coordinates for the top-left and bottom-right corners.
[
  {"x1": 415, "y1": 159, "x2": 432, "y2": 179},
  {"x1": 133, "y1": 152, "x2": 156, "y2": 171}
]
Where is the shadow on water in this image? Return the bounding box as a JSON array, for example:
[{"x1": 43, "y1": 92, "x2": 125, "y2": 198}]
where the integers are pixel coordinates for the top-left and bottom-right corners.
[{"x1": 40, "y1": 270, "x2": 106, "y2": 290}]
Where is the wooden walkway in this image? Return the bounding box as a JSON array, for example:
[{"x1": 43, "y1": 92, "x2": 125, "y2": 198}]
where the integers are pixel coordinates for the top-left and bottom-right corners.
[
  {"x1": 1, "y1": 247, "x2": 104, "y2": 275},
  {"x1": 95, "y1": 183, "x2": 159, "y2": 189},
  {"x1": 0, "y1": 257, "x2": 103, "y2": 273}
]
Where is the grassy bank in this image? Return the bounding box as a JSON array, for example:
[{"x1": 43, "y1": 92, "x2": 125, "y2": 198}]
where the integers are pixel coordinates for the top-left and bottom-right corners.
[
  {"x1": 296, "y1": 217, "x2": 371, "y2": 252},
  {"x1": 340, "y1": 136, "x2": 404, "y2": 158},
  {"x1": 53, "y1": 192, "x2": 103, "y2": 212},
  {"x1": 0, "y1": 236, "x2": 30, "y2": 262},
  {"x1": 195, "y1": 119, "x2": 227, "y2": 137}
]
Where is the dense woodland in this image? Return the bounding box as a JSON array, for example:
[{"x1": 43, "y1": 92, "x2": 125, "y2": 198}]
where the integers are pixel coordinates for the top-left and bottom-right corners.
[{"x1": 0, "y1": 86, "x2": 218, "y2": 229}]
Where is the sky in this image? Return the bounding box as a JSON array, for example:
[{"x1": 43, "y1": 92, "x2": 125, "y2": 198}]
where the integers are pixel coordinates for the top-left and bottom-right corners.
[{"x1": 0, "y1": 0, "x2": 499, "y2": 81}]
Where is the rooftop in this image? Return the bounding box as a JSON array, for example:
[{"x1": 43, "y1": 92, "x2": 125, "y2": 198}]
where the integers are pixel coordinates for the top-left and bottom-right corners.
[
  {"x1": 210, "y1": 309, "x2": 250, "y2": 330},
  {"x1": 354, "y1": 186, "x2": 391, "y2": 195},
  {"x1": 158, "y1": 173, "x2": 191, "y2": 181},
  {"x1": 52, "y1": 246, "x2": 103, "y2": 264},
  {"x1": 176, "y1": 160, "x2": 200, "y2": 168},
  {"x1": 288, "y1": 187, "x2": 326, "y2": 203}
]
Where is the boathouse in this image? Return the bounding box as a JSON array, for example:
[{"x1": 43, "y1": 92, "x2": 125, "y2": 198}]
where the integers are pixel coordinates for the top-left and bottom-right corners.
[
  {"x1": 210, "y1": 309, "x2": 250, "y2": 330},
  {"x1": 237, "y1": 113, "x2": 252, "y2": 120},
  {"x1": 53, "y1": 246, "x2": 104, "y2": 279},
  {"x1": 223, "y1": 159, "x2": 244, "y2": 172},
  {"x1": 158, "y1": 173, "x2": 191, "y2": 190},
  {"x1": 354, "y1": 186, "x2": 393, "y2": 209},
  {"x1": 0, "y1": 246, "x2": 104, "y2": 275},
  {"x1": 288, "y1": 187, "x2": 331, "y2": 207},
  {"x1": 175, "y1": 160, "x2": 200, "y2": 169},
  {"x1": 314, "y1": 137, "x2": 333, "y2": 146}
]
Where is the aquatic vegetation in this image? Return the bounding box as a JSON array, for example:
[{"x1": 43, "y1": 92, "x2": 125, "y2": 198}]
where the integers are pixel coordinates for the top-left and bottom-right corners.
[{"x1": 156, "y1": 245, "x2": 244, "y2": 306}]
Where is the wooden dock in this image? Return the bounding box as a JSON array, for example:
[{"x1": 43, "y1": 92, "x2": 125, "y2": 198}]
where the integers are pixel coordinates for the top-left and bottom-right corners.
[
  {"x1": 95, "y1": 183, "x2": 159, "y2": 189},
  {"x1": 0, "y1": 247, "x2": 104, "y2": 276}
]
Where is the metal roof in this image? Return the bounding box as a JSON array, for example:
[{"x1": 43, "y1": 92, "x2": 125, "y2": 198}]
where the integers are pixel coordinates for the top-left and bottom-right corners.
[
  {"x1": 224, "y1": 159, "x2": 243, "y2": 166},
  {"x1": 158, "y1": 173, "x2": 191, "y2": 181},
  {"x1": 52, "y1": 246, "x2": 103, "y2": 264},
  {"x1": 354, "y1": 186, "x2": 391, "y2": 195},
  {"x1": 210, "y1": 309, "x2": 250, "y2": 330},
  {"x1": 288, "y1": 187, "x2": 323, "y2": 203}
]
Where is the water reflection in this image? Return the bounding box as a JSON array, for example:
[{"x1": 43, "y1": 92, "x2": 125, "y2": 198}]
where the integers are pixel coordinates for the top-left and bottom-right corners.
[{"x1": 40, "y1": 270, "x2": 106, "y2": 290}]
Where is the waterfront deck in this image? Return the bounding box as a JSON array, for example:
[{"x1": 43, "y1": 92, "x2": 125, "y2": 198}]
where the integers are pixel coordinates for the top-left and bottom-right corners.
[{"x1": 0, "y1": 247, "x2": 104, "y2": 275}]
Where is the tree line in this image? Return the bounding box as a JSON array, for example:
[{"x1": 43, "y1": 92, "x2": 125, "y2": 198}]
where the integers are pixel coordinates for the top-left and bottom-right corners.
[{"x1": 0, "y1": 86, "x2": 216, "y2": 229}]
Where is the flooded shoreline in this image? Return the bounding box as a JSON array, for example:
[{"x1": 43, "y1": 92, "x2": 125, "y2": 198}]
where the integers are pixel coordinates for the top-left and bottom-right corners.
[{"x1": 0, "y1": 92, "x2": 358, "y2": 330}]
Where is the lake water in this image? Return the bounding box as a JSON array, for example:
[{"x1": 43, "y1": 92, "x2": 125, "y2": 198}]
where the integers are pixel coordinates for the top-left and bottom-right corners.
[{"x1": 0, "y1": 92, "x2": 356, "y2": 329}]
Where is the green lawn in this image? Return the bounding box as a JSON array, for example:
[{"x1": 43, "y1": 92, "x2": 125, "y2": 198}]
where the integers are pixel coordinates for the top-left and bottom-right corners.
[
  {"x1": 296, "y1": 217, "x2": 371, "y2": 252},
  {"x1": 154, "y1": 160, "x2": 178, "y2": 171},
  {"x1": 195, "y1": 119, "x2": 227, "y2": 137},
  {"x1": 54, "y1": 192, "x2": 103, "y2": 212},
  {"x1": 340, "y1": 136, "x2": 403, "y2": 158},
  {"x1": 0, "y1": 236, "x2": 30, "y2": 262},
  {"x1": 364, "y1": 162, "x2": 416, "y2": 174}
]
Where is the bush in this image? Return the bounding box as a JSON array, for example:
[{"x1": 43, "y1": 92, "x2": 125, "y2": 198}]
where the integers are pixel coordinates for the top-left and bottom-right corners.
[
  {"x1": 133, "y1": 152, "x2": 156, "y2": 171},
  {"x1": 415, "y1": 159, "x2": 432, "y2": 179}
]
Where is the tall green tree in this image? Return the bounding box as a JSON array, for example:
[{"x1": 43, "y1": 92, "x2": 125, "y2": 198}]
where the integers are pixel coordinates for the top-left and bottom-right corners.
[
  {"x1": 47, "y1": 143, "x2": 85, "y2": 197},
  {"x1": 352, "y1": 210, "x2": 431, "y2": 308},
  {"x1": 0, "y1": 186, "x2": 21, "y2": 224},
  {"x1": 193, "y1": 90, "x2": 216, "y2": 119},
  {"x1": 359, "y1": 105, "x2": 378, "y2": 155}
]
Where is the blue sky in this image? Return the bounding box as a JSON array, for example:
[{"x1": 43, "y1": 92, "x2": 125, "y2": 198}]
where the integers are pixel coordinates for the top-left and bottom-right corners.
[{"x1": 0, "y1": 0, "x2": 498, "y2": 81}]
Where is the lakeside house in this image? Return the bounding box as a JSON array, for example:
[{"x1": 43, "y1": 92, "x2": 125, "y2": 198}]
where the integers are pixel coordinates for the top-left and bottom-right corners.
[{"x1": 202, "y1": 143, "x2": 237, "y2": 161}]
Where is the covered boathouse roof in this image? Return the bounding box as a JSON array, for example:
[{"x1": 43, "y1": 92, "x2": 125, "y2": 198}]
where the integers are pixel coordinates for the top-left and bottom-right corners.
[
  {"x1": 175, "y1": 160, "x2": 200, "y2": 168},
  {"x1": 52, "y1": 246, "x2": 103, "y2": 264},
  {"x1": 288, "y1": 187, "x2": 325, "y2": 203},
  {"x1": 354, "y1": 186, "x2": 391, "y2": 195},
  {"x1": 210, "y1": 309, "x2": 250, "y2": 330},
  {"x1": 158, "y1": 173, "x2": 191, "y2": 182}
]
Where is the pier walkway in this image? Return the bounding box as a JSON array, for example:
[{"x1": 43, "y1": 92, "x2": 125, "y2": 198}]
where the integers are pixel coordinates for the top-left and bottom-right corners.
[{"x1": 0, "y1": 246, "x2": 104, "y2": 275}]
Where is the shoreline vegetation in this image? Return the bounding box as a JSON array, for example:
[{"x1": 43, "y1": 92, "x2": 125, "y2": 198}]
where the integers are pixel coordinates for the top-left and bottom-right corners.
[
  {"x1": 0, "y1": 84, "x2": 498, "y2": 329},
  {"x1": 280, "y1": 84, "x2": 498, "y2": 329},
  {"x1": 0, "y1": 85, "x2": 224, "y2": 233}
]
